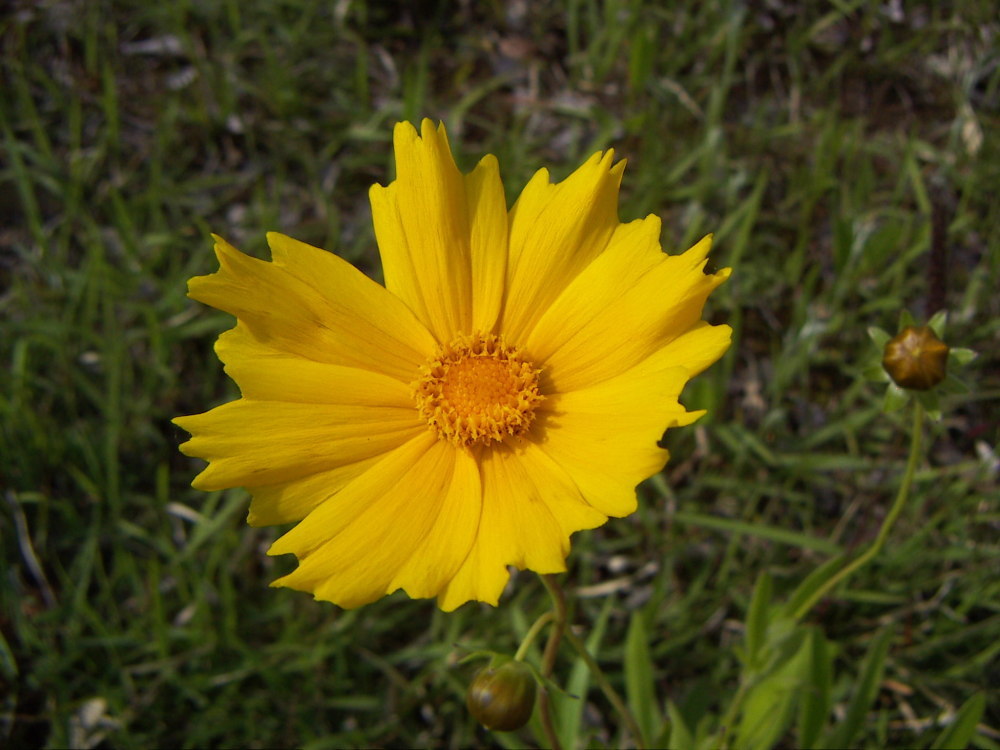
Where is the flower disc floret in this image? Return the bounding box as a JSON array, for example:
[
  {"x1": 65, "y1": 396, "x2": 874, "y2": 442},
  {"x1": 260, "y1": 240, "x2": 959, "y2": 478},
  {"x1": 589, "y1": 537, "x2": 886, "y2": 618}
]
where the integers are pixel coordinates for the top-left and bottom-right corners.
[{"x1": 414, "y1": 332, "x2": 544, "y2": 447}]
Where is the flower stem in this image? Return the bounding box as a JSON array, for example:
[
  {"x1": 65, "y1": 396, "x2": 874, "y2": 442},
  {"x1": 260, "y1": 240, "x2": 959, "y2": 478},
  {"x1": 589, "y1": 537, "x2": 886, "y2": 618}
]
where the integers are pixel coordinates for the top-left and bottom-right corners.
[
  {"x1": 538, "y1": 574, "x2": 566, "y2": 750},
  {"x1": 562, "y1": 628, "x2": 647, "y2": 750},
  {"x1": 715, "y1": 401, "x2": 925, "y2": 749},
  {"x1": 537, "y1": 575, "x2": 647, "y2": 750},
  {"x1": 715, "y1": 681, "x2": 747, "y2": 750},
  {"x1": 515, "y1": 611, "x2": 554, "y2": 662},
  {"x1": 791, "y1": 399, "x2": 925, "y2": 621}
]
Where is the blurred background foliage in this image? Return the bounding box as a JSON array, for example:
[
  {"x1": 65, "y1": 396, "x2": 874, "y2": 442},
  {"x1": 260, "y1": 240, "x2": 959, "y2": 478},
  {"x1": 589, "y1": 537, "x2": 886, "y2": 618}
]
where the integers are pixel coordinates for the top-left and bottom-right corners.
[{"x1": 1, "y1": 0, "x2": 997, "y2": 747}]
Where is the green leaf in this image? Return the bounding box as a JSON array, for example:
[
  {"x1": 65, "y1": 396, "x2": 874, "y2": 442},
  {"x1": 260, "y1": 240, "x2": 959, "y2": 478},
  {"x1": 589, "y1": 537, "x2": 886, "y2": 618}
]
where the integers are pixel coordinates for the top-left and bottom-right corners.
[
  {"x1": 550, "y1": 596, "x2": 613, "y2": 750},
  {"x1": 666, "y1": 700, "x2": 695, "y2": 750},
  {"x1": 927, "y1": 309, "x2": 948, "y2": 336},
  {"x1": 898, "y1": 309, "x2": 917, "y2": 328},
  {"x1": 937, "y1": 373, "x2": 971, "y2": 395},
  {"x1": 930, "y1": 692, "x2": 985, "y2": 750},
  {"x1": 823, "y1": 627, "x2": 893, "y2": 749},
  {"x1": 456, "y1": 648, "x2": 503, "y2": 665},
  {"x1": 796, "y1": 627, "x2": 832, "y2": 749},
  {"x1": 625, "y1": 611, "x2": 662, "y2": 745},
  {"x1": 672, "y1": 511, "x2": 841, "y2": 555},
  {"x1": 781, "y1": 554, "x2": 847, "y2": 622},
  {"x1": 755, "y1": 621, "x2": 807, "y2": 686},
  {"x1": 862, "y1": 363, "x2": 890, "y2": 382},
  {"x1": 746, "y1": 571, "x2": 774, "y2": 668},
  {"x1": 949, "y1": 347, "x2": 977, "y2": 366},
  {"x1": 736, "y1": 631, "x2": 809, "y2": 750},
  {"x1": 883, "y1": 382, "x2": 910, "y2": 413},
  {"x1": 176, "y1": 489, "x2": 248, "y2": 561},
  {"x1": 916, "y1": 390, "x2": 942, "y2": 421},
  {"x1": 867, "y1": 326, "x2": 890, "y2": 349}
]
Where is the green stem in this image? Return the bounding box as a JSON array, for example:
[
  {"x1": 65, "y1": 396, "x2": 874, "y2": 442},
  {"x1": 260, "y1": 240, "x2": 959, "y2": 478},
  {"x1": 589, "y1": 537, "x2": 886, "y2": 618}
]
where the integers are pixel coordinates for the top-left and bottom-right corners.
[
  {"x1": 562, "y1": 628, "x2": 648, "y2": 750},
  {"x1": 515, "y1": 611, "x2": 554, "y2": 662},
  {"x1": 538, "y1": 574, "x2": 566, "y2": 750},
  {"x1": 791, "y1": 400, "x2": 924, "y2": 621},
  {"x1": 538, "y1": 575, "x2": 647, "y2": 750},
  {"x1": 716, "y1": 400, "x2": 925, "y2": 749}
]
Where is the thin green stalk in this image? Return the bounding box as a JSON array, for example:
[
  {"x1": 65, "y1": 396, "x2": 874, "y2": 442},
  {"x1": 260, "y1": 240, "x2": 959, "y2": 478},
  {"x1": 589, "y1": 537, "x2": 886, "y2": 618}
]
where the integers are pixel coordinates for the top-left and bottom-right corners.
[
  {"x1": 539, "y1": 574, "x2": 566, "y2": 750},
  {"x1": 515, "y1": 611, "x2": 554, "y2": 662},
  {"x1": 791, "y1": 400, "x2": 924, "y2": 621},
  {"x1": 717, "y1": 400, "x2": 925, "y2": 749},
  {"x1": 562, "y1": 628, "x2": 647, "y2": 750},
  {"x1": 537, "y1": 575, "x2": 647, "y2": 750},
  {"x1": 716, "y1": 680, "x2": 750, "y2": 750}
]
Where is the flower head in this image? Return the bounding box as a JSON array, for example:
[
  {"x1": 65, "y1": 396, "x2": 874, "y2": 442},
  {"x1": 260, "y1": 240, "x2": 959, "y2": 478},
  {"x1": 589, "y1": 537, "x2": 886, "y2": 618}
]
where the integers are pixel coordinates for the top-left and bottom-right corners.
[
  {"x1": 868, "y1": 312, "x2": 975, "y2": 420},
  {"x1": 882, "y1": 325, "x2": 949, "y2": 390},
  {"x1": 174, "y1": 120, "x2": 731, "y2": 610},
  {"x1": 466, "y1": 660, "x2": 537, "y2": 731}
]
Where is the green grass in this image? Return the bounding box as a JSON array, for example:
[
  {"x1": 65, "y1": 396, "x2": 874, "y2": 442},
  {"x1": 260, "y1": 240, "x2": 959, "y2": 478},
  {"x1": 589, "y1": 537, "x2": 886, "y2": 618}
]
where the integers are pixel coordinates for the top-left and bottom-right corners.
[{"x1": 2, "y1": 0, "x2": 998, "y2": 747}]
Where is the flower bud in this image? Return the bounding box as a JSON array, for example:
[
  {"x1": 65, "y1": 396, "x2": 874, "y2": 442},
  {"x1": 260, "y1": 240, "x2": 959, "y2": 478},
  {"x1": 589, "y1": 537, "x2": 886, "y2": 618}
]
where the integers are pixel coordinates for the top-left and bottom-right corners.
[
  {"x1": 466, "y1": 660, "x2": 537, "y2": 731},
  {"x1": 882, "y1": 325, "x2": 949, "y2": 390}
]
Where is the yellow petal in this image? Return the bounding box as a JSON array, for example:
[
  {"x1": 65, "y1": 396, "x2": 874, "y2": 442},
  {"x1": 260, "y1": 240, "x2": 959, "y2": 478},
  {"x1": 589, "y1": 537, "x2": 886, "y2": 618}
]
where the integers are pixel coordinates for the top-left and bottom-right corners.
[
  {"x1": 536, "y1": 365, "x2": 703, "y2": 518},
  {"x1": 270, "y1": 434, "x2": 480, "y2": 608},
  {"x1": 173, "y1": 398, "x2": 424, "y2": 491},
  {"x1": 500, "y1": 150, "x2": 624, "y2": 343},
  {"x1": 188, "y1": 234, "x2": 436, "y2": 382},
  {"x1": 266, "y1": 432, "x2": 437, "y2": 557},
  {"x1": 527, "y1": 234, "x2": 730, "y2": 392},
  {"x1": 436, "y1": 442, "x2": 606, "y2": 611},
  {"x1": 370, "y1": 120, "x2": 508, "y2": 341},
  {"x1": 246, "y1": 459, "x2": 383, "y2": 526},
  {"x1": 465, "y1": 154, "x2": 509, "y2": 333},
  {"x1": 388, "y1": 447, "x2": 482, "y2": 599},
  {"x1": 519, "y1": 212, "x2": 661, "y2": 357},
  {"x1": 625, "y1": 321, "x2": 733, "y2": 381},
  {"x1": 214, "y1": 323, "x2": 414, "y2": 405}
]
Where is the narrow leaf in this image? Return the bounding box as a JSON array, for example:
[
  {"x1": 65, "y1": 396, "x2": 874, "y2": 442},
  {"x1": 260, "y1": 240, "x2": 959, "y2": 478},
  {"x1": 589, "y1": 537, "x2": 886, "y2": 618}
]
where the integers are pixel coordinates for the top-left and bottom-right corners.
[
  {"x1": 781, "y1": 554, "x2": 847, "y2": 622},
  {"x1": 883, "y1": 382, "x2": 909, "y2": 413},
  {"x1": 867, "y1": 326, "x2": 890, "y2": 349},
  {"x1": 666, "y1": 700, "x2": 695, "y2": 750},
  {"x1": 673, "y1": 511, "x2": 841, "y2": 555},
  {"x1": 625, "y1": 611, "x2": 662, "y2": 744},
  {"x1": 927, "y1": 310, "x2": 948, "y2": 336},
  {"x1": 823, "y1": 627, "x2": 893, "y2": 749},
  {"x1": 551, "y1": 596, "x2": 613, "y2": 750},
  {"x1": 796, "y1": 627, "x2": 832, "y2": 749},
  {"x1": 736, "y1": 634, "x2": 808, "y2": 750},
  {"x1": 745, "y1": 571, "x2": 773, "y2": 668},
  {"x1": 949, "y1": 347, "x2": 977, "y2": 366},
  {"x1": 930, "y1": 692, "x2": 985, "y2": 750}
]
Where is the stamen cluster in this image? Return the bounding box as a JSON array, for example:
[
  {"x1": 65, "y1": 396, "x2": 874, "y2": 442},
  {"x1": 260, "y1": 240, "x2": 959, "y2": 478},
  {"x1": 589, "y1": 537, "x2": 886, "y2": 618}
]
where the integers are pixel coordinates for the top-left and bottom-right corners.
[{"x1": 413, "y1": 332, "x2": 544, "y2": 447}]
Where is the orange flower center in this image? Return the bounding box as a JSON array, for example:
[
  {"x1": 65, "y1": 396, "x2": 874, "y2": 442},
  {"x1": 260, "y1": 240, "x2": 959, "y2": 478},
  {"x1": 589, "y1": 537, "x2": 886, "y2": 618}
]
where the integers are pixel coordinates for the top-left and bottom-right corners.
[{"x1": 413, "y1": 333, "x2": 544, "y2": 448}]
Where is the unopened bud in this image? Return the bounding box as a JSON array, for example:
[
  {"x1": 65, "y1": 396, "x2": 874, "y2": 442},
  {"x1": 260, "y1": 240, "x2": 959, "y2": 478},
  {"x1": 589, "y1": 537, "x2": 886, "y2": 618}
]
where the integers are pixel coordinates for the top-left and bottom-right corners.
[
  {"x1": 882, "y1": 325, "x2": 949, "y2": 390},
  {"x1": 466, "y1": 660, "x2": 536, "y2": 731}
]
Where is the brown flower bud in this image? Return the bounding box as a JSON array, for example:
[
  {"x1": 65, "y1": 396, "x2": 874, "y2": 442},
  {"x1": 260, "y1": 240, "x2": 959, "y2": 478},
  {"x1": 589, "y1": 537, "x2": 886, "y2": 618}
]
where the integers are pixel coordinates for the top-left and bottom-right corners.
[
  {"x1": 882, "y1": 326, "x2": 949, "y2": 390},
  {"x1": 466, "y1": 660, "x2": 537, "y2": 731}
]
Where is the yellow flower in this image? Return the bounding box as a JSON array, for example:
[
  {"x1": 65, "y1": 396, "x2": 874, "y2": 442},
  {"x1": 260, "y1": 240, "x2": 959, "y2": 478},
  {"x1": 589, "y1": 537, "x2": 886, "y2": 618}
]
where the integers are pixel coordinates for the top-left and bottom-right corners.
[{"x1": 174, "y1": 120, "x2": 731, "y2": 611}]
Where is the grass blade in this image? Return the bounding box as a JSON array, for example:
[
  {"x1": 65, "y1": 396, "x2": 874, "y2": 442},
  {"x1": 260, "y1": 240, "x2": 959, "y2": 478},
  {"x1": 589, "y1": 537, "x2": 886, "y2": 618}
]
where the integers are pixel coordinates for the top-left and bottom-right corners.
[
  {"x1": 552, "y1": 596, "x2": 613, "y2": 750},
  {"x1": 672, "y1": 511, "x2": 842, "y2": 556},
  {"x1": 666, "y1": 700, "x2": 695, "y2": 750},
  {"x1": 930, "y1": 692, "x2": 985, "y2": 750},
  {"x1": 797, "y1": 627, "x2": 832, "y2": 749},
  {"x1": 781, "y1": 554, "x2": 848, "y2": 622},
  {"x1": 745, "y1": 571, "x2": 773, "y2": 668},
  {"x1": 823, "y1": 627, "x2": 893, "y2": 749},
  {"x1": 625, "y1": 610, "x2": 662, "y2": 744}
]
